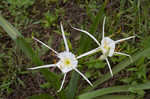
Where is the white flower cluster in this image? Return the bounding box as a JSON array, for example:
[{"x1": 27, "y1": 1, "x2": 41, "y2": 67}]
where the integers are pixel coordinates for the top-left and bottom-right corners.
[{"x1": 29, "y1": 17, "x2": 135, "y2": 92}]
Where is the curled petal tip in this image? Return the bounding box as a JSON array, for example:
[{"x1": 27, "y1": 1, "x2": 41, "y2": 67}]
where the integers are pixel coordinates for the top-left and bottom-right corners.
[
  {"x1": 57, "y1": 90, "x2": 61, "y2": 93},
  {"x1": 130, "y1": 36, "x2": 136, "y2": 38},
  {"x1": 111, "y1": 74, "x2": 113, "y2": 77},
  {"x1": 27, "y1": 68, "x2": 34, "y2": 70},
  {"x1": 60, "y1": 21, "x2": 63, "y2": 25},
  {"x1": 57, "y1": 73, "x2": 66, "y2": 92},
  {"x1": 90, "y1": 83, "x2": 93, "y2": 87},
  {"x1": 104, "y1": 16, "x2": 106, "y2": 19}
]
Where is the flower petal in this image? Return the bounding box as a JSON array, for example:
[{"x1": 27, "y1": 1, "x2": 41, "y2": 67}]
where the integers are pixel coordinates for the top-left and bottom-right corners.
[
  {"x1": 57, "y1": 52, "x2": 78, "y2": 73},
  {"x1": 115, "y1": 36, "x2": 135, "y2": 44},
  {"x1": 101, "y1": 37, "x2": 115, "y2": 57},
  {"x1": 114, "y1": 52, "x2": 133, "y2": 62},
  {"x1": 60, "y1": 22, "x2": 69, "y2": 52},
  {"x1": 105, "y1": 58, "x2": 113, "y2": 76},
  {"x1": 71, "y1": 26, "x2": 101, "y2": 46},
  {"x1": 28, "y1": 64, "x2": 56, "y2": 70},
  {"x1": 108, "y1": 41, "x2": 115, "y2": 57},
  {"x1": 57, "y1": 73, "x2": 67, "y2": 92},
  {"x1": 33, "y1": 37, "x2": 58, "y2": 55},
  {"x1": 74, "y1": 68, "x2": 93, "y2": 86},
  {"x1": 76, "y1": 47, "x2": 100, "y2": 59},
  {"x1": 102, "y1": 16, "x2": 106, "y2": 39}
]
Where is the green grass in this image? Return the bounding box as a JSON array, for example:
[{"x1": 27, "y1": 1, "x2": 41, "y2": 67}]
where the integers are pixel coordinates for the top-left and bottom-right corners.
[{"x1": 0, "y1": 0, "x2": 150, "y2": 99}]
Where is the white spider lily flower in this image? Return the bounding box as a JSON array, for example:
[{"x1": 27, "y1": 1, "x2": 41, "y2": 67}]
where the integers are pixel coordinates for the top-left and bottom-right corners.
[
  {"x1": 101, "y1": 37, "x2": 115, "y2": 57},
  {"x1": 28, "y1": 22, "x2": 95, "y2": 92},
  {"x1": 71, "y1": 16, "x2": 135, "y2": 77}
]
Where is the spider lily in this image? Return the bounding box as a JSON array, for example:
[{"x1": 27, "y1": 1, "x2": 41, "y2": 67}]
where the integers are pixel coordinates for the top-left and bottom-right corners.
[
  {"x1": 28, "y1": 22, "x2": 96, "y2": 92},
  {"x1": 71, "y1": 16, "x2": 135, "y2": 77}
]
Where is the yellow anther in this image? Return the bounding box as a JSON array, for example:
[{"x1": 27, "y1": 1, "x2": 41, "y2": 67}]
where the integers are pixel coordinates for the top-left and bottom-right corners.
[{"x1": 63, "y1": 58, "x2": 71, "y2": 67}]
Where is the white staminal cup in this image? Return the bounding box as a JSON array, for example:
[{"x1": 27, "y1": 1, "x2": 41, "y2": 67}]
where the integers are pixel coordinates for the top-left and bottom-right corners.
[
  {"x1": 57, "y1": 51, "x2": 78, "y2": 73},
  {"x1": 101, "y1": 37, "x2": 115, "y2": 57}
]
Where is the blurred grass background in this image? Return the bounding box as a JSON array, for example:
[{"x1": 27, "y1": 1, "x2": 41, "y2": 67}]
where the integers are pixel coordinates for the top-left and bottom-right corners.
[{"x1": 0, "y1": 0, "x2": 150, "y2": 99}]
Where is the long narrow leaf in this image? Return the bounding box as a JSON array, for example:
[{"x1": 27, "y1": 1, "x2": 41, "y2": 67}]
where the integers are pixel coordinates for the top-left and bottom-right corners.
[
  {"x1": 89, "y1": 1, "x2": 106, "y2": 34},
  {"x1": 0, "y1": 14, "x2": 66, "y2": 98},
  {"x1": 65, "y1": 71, "x2": 79, "y2": 99},
  {"x1": 82, "y1": 47, "x2": 150, "y2": 92},
  {"x1": 79, "y1": 2, "x2": 106, "y2": 53},
  {"x1": 79, "y1": 81, "x2": 150, "y2": 99},
  {"x1": 66, "y1": 3, "x2": 106, "y2": 99},
  {"x1": 28, "y1": 93, "x2": 54, "y2": 99},
  {"x1": 97, "y1": 95, "x2": 135, "y2": 99},
  {"x1": 0, "y1": 15, "x2": 22, "y2": 40}
]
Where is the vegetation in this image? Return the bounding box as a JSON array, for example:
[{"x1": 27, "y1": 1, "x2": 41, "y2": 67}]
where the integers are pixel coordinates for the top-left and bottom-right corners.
[{"x1": 0, "y1": 0, "x2": 150, "y2": 99}]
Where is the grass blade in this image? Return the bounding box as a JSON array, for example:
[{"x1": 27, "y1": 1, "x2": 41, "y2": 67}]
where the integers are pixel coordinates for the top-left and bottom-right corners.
[
  {"x1": 97, "y1": 95, "x2": 135, "y2": 99},
  {"x1": 0, "y1": 15, "x2": 22, "y2": 40},
  {"x1": 79, "y1": 2, "x2": 106, "y2": 53},
  {"x1": 0, "y1": 14, "x2": 66, "y2": 98},
  {"x1": 28, "y1": 93, "x2": 54, "y2": 99},
  {"x1": 89, "y1": 2, "x2": 106, "y2": 35},
  {"x1": 82, "y1": 47, "x2": 150, "y2": 92},
  {"x1": 79, "y1": 81, "x2": 150, "y2": 99},
  {"x1": 66, "y1": 2, "x2": 106, "y2": 99},
  {"x1": 65, "y1": 71, "x2": 79, "y2": 99}
]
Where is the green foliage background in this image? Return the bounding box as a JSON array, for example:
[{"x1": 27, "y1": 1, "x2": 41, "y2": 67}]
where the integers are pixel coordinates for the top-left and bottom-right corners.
[{"x1": 0, "y1": 0, "x2": 150, "y2": 99}]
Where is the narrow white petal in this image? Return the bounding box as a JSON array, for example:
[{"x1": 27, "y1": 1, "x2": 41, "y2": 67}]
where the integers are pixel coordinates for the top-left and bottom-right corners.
[
  {"x1": 74, "y1": 68, "x2": 93, "y2": 86},
  {"x1": 60, "y1": 22, "x2": 69, "y2": 52},
  {"x1": 33, "y1": 37, "x2": 58, "y2": 55},
  {"x1": 114, "y1": 52, "x2": 133, "y2": 62},
  {"x1": 57, "y1": 73, "x2": 67, "y2": 92},
  {"x1": 115, "y1": 36, "x2": 135, "y2": 44},
  {"x1": 71, "y1": 26, "x2": 101, "y2": 46},
  {"x1": 105, "y1": 58, "x2": 113, "y2": 77},
  {"x1": 76, "y1": 47, "x2": 100, "y2": 59},
  {"x1": 102, "y1": 16, "x2": 106, "y2": 39},
  {"x1": 28, "y1": 64, "x2": 56, "y2": 70}
]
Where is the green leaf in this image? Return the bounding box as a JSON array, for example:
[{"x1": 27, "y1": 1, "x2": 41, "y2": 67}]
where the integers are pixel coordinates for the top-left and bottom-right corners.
[
  {"x1": 66, "y1": 3, "x2": 107, "y2": 99},
  {"x1": 28, "y1": 94, "x2": 54, "y2": 99},
  {"x1": 65, "y1": 71, "x2": 79, "y2": 99},
  {"x1": 88, "y1": 2, "x2": 106, "y2": 35},
  {"x1": 85, "y1": 59, "x2": 105, "y2": 69},
  {"x1": 98, "y1": 95, "x2": 135, "y2": 99},
  {"x1": 0, "y1": 15, "x2": 22, "y2": 40},
  {"x1": 78, "y1": 82, "x2": 150, "y2": 99},
  {"x1": 0, "y1": 14, "x2": 66, "y2": 98},
  {"x1": 140, "y1": 36, "x2": 150, "y2": 49},
  {"x1": 40, "y1": 82, "x2": 51, "y2": 89},
  {"x1": 82, "y1": 47, "x2": 150, "y2": 92},
  {"x1": 79, "y1": 2, "x2": 106, "y2": 53}
]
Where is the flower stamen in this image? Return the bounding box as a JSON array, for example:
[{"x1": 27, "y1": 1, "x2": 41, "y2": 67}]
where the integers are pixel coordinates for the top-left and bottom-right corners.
[{"x1": 63, "y1": 58, "x2": 71, "y2": 66}]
